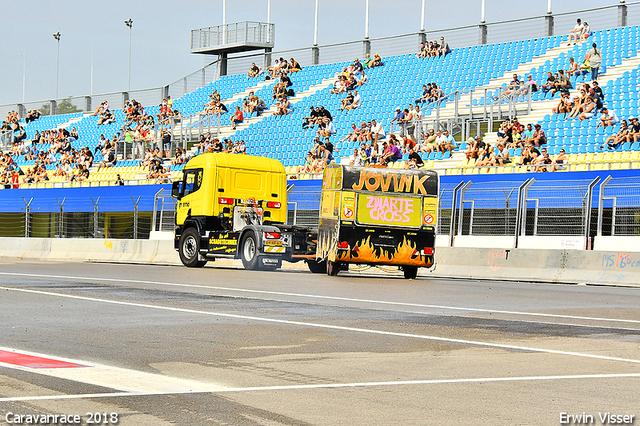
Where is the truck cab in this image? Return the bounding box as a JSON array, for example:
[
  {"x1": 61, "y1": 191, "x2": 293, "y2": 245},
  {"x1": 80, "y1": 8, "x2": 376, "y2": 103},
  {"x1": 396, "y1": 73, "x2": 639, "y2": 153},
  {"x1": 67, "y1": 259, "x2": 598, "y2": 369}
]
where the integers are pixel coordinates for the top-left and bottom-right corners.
[{"x1": 172, "y1": 153, "x2": 315, "y2": 270}]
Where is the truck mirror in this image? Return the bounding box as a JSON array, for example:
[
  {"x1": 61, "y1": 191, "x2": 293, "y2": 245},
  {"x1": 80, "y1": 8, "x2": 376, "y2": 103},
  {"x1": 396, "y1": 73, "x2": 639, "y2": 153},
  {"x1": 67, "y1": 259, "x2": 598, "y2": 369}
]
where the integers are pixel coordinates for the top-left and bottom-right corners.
[{"x1": 171, "y1": 181, "x2": 182, "y2": 198}]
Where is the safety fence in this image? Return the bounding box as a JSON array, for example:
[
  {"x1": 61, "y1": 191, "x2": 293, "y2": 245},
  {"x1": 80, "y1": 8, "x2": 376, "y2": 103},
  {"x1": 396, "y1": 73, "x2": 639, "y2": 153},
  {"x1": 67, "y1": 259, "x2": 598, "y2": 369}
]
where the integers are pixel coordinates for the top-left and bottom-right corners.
[
  {"x1": 0, "y1": 195, "x2": 152, "y2": 240},
  {"x1": 1, "y1": 175, "x2": 638, "y2": 246}
]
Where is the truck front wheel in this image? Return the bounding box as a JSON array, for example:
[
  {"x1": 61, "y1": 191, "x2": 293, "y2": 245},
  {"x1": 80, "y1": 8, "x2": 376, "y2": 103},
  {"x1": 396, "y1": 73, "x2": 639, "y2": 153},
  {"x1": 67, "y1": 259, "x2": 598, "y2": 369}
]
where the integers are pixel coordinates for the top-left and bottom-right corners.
[
  {"x1": 179, "y1": 228, "x2": 207, "y2": 268},
  {"x1": 241, "y1": 231, "x2": 260, "y2": 270}
]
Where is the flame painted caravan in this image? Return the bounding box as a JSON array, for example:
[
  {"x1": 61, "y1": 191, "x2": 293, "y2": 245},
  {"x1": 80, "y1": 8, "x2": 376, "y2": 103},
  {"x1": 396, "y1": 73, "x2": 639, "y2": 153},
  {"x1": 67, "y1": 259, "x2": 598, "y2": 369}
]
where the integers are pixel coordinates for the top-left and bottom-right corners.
[
  {"x1": 172, "y1": 153, "x2": 317, "y2": 270},
  {"x1": 316, "y1": 165, "x2": 439, "y2": 279}
]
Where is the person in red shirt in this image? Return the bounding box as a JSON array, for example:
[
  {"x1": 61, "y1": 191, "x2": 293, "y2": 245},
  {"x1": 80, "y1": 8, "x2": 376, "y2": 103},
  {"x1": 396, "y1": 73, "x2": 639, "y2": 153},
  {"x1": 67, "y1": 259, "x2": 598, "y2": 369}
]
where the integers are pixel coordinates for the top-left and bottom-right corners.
[{"x1": 230, "y1": 106, "x2": 243, "y2": 130}]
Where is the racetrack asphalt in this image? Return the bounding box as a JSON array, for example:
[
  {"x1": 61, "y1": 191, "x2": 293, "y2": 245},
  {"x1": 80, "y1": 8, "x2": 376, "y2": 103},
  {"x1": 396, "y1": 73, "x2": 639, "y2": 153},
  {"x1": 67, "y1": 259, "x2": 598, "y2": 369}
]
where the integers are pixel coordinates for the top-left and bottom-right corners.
[{"x1": 0, "y1": 259, "x2": 638, "y2": 425}]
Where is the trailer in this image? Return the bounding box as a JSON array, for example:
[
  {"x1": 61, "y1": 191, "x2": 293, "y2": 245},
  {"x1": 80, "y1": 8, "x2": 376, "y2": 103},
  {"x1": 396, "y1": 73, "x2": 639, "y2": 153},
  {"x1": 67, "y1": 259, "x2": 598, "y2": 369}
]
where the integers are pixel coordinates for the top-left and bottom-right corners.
[{"x1": 315, "y1": 165, "x2": 439, "y2": 279}]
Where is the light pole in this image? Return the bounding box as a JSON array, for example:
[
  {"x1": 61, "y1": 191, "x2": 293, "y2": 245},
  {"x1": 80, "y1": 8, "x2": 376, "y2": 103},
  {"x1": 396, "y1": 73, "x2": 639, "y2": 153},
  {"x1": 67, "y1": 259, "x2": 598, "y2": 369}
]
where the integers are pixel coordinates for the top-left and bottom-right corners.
[
  {"x1": 53, "y1": 32, "x2": 61, "y2": 100},
  {"x1": 124, "y1": 18, "x2": 133, "y2": 92}
]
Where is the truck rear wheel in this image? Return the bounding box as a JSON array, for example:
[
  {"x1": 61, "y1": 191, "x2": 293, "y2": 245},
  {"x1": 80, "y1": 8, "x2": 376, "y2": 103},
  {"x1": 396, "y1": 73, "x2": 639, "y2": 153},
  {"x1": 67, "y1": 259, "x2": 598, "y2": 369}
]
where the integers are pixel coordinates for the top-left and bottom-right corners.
[
  {"x1": 241, "y1": 231, "x2": 260, "y2": 270},
  {"x1": 326, "y1": 260, "x2": 341, "y2": 276},
  {"x1": 179, "y1": 228, "x2": 207, "y2": 268},
  {"x1": 403, "y1": 266, "x2": 418, "y2": 279},
  {"x1": 307, "y1": 259, "x2": 327, "y2": 274}
]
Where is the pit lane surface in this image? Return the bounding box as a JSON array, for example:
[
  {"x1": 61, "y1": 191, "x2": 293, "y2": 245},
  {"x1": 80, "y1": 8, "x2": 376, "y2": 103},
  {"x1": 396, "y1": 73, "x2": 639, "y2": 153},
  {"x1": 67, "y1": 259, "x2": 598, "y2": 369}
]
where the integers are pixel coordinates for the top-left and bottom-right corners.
[{"x1": 0, "y1": 259, "x2": 638, "y2": 425}]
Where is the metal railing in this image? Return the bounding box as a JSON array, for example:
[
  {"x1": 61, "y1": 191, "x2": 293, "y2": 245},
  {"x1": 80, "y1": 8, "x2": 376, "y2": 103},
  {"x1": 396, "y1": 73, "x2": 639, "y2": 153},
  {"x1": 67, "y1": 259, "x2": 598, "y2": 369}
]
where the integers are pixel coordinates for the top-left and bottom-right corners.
[
  {"x1": 2, "y1": 1, "x2": 636, "y2": 118},
  {"x1": 1, "y1": 129, "x2": 13, "y2": 150},
  {"x1": 388, "y1": 85, "x2": 535, "y2": 145}
]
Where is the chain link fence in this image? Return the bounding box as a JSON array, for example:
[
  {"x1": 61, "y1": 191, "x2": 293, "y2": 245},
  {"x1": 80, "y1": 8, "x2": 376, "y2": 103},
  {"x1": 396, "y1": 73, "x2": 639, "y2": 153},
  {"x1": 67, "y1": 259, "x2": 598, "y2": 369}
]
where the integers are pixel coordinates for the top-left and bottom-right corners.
[{"x1": 599, "y1": 176, "x2": 640, "y2": 236}]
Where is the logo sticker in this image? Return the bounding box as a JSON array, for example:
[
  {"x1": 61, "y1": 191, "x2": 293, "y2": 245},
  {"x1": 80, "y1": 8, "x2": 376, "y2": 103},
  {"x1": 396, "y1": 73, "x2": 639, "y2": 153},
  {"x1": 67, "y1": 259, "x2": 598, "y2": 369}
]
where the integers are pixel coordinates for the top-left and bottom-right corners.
[{"x1": 423, "y1": 214, "x2": 434, "y2": 224}]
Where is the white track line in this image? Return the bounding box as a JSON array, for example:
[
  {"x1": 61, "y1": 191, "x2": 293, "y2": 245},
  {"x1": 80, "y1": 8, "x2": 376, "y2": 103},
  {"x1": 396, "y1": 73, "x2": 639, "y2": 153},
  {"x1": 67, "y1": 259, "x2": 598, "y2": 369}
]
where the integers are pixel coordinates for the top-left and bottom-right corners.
[
  {"x1": 0, "y1": 271, "x2": 638, "y2": 327},
  {"x1": 2, "y1": 285, "x2": 640, "y2": 366},
  {"x1": 1, "y1": 373, "x2": 640, "y2": 403}
]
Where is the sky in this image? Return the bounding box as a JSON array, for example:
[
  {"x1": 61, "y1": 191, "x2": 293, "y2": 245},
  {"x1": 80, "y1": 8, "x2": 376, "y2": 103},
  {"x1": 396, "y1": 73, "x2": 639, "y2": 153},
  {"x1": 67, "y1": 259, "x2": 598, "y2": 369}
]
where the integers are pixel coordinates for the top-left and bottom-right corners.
[{"x1": 0, "y1": 0, "x2": 610, "y2": 106}]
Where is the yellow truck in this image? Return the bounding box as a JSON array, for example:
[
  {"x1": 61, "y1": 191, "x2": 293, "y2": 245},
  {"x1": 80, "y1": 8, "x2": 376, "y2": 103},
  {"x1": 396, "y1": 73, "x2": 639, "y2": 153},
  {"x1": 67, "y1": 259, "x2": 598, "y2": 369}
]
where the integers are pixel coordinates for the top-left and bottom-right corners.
[
  {"x1": 171, "y1": 153, "x2": 317, "y2": 270},
  {"x1": 172, "y1": 154, "x2": 438, "y2": 278},
  {"x1": 316, "y1": 165, "x2": 439, "y2": 279}
]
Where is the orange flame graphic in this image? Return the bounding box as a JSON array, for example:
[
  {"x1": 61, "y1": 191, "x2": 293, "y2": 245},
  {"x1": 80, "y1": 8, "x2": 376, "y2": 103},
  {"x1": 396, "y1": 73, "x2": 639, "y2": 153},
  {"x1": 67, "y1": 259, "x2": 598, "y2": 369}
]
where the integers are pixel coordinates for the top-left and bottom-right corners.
[{"x1": 337, "y1": 236, "x2": 432, "y2": 267}]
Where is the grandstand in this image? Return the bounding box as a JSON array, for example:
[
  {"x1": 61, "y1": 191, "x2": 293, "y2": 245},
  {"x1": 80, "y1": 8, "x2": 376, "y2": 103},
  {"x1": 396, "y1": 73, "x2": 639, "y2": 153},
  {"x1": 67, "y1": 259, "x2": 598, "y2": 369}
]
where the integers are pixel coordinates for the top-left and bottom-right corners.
[{"x1": 2, "y1": 15, "x2": 640, "y2": 189}]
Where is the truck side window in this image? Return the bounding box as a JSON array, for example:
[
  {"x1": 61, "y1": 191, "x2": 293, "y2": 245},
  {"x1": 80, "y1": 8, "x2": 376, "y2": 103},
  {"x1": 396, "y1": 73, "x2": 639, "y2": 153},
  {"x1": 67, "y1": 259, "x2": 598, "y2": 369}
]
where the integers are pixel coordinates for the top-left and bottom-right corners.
[{"x1": 183, "y1": 169, "x2": 203, "y2": 197}]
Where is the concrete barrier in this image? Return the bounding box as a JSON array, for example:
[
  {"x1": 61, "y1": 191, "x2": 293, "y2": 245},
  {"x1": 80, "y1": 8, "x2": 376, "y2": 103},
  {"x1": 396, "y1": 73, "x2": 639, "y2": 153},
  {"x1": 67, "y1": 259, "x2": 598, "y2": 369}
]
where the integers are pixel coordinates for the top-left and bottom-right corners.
[
  {"x1": 428, "y1": 246, "x2": 640, "y2": 287},
  {"x1": 1, "y1": 237, "x2": 639, "y2": 287}
]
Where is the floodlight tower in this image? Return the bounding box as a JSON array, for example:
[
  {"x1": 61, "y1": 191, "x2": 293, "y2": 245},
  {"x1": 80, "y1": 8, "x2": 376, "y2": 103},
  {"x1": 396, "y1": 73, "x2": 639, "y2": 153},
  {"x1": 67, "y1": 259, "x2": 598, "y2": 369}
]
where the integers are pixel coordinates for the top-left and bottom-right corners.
[
  {"x1": 53, "y1": 32, "x2": 61, "y2": 99},
  {"x1": 125, "y1": 18, "x2": 133, "y2": 91}
]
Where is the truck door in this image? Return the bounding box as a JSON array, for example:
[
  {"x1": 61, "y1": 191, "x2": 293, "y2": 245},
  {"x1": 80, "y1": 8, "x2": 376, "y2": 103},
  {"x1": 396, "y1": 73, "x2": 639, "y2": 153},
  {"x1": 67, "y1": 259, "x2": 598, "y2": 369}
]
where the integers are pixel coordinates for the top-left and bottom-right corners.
[{"x1": 176, "y1": 168, "x2": 204, "y2": 224}]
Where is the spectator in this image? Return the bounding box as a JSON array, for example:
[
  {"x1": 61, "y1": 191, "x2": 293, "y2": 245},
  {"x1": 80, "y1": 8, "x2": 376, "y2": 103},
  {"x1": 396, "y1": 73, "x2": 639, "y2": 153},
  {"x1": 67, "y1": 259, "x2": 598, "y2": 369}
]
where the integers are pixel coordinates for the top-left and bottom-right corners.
[
  {"x1": 494, "y1": 142, "x2": 511, "y2": 165},
  {"x1": 253, "y1": 95, "x2": 266, "y2": 116},
  {"x1": 567, "y1": 18, "x2": 584, "y2": 45},
  {"x1": 346, "y1": 90, "x2": 361, "y2": 111},
  {"x1": 390, "y1": 107, "x2": 405, "y2": 133},
  {"x1": 415, "y1": 84, "x2": 431, "y2": 105},
  {"x1": 230, "y1": 106, "x2": 243, "y2": 129},
  {"x1": 380, "y1": 139, "x2": 401, "y2": 165},
  {"x1": 521, "y1": 75, "x2": 538, "y2": 94},
  {"x1": 370, "y1": 53, "x2": 383, "y2": 67},
  {"x1": 576, "y1": 97, "x2": 596, "y2": 121},
  {"x1": 567, "y1": 87, "x2": 588, "y2": 118},
  {"x1": 626, "y1": 116, "x2": 640, "y2": 143},
  {"x1": 530, "y1": 124, "x2": 547, "y2": 147},
  {"x1": 439, "y1": 37, "x2": 451, "y2": 55},
  {"x1": 247, "y1": 62, "x2": 261, "y2": 78},
  {"x1": 25, "y1": 109, "x2": 41, "y2": 123},
  {"x1": 532, "y1": 147, "x2": 552, "y2": 172},
  {"x1": 302, "y1": 106, "x2": 319, "y2": 129},
  {"x1": 348, "y1": 148, "x2": 364, "y2": 166},
  {"x1": 290, "y1": 58, "x2": 302, "y2": 72},
  {"x1": 316, "y1": 117, "x2": 336, "y2": 138},
  {"x1": 550, "y1": 148, "x2": 568, "y2": 172},
  {"x1": 596, "y1": 107, "x2": 620, "y2": 129},
  {"x1": 600, "y1": 120, "x2": 628, "y2": 150},
  {"x1": 370, "y1": 119, "x2": 386, "y2": 144},
  {"x1": 580, "y1": 21, "x2": 591, "y2": 43},
  {"x1": 437, "y1": 130, "x2": 456, "y2": 154},
  {"x1": 541, "y1": 72, "x2": 556, "y2": 93},
  {"x1": 429, "y1": 84, "x2": 445, "y2": 103},
  {"x1": 420, "y1": 129, "x2": 438, "y2": 154},
  {"x1": 498, "y1": 74, "x2": 521, "y2": 98},
  {"x1": 552, "y1": 91, "x2": 572, "y2": 115},
  {"x1": 566, "y1": 57, "x2": 579, "y2": 77},
  {"x1": 551, "y1": 70, "x2": 572, "y2": 94},
  {"x1": 401, "y1": 134, "x2": 417, "y2": 154},
  {"x1": 587, "y1": 43, "x2": 602, "y2": 81},
  {"x1": 99, "y1": 149, "x2": 116, "y2": 169},
  {"x1": 574, "y1": 54, "x2": 591, "y2": 79},
  {"x1": 340, "y1": 91, "x2": 355, "y2": 110},
  {"x1": 402, "y1": 107, "x2": 415, "y2": 136},
  {"x1": 407, "y1": 147, "x2": 424, "y2": 167},
  {"x1": 115, "y1": 174, "x2": 125, "y2": 186}
]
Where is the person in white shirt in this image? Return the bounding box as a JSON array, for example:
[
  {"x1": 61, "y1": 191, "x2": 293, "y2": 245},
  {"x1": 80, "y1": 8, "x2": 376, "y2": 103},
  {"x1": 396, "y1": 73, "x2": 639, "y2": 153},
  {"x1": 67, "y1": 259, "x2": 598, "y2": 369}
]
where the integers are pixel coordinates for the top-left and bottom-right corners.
[
  {"x1": 568, "y1": 18, "x2": 584, "y2": 45},
  {"x1": 596, "y1": 108, "x2": 620, "y2": 129},
  {"x1": 370, "y1": 119, "x2": 386, "y2": 144}
]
